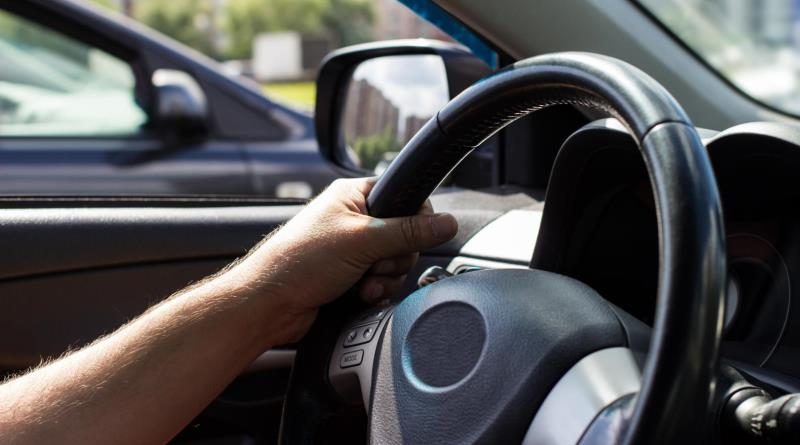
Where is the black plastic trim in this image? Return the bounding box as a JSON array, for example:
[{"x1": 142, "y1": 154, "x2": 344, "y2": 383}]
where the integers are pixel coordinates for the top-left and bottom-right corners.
[{"x1": 0, "y1": 205, "x2": 301, "y2": 280}]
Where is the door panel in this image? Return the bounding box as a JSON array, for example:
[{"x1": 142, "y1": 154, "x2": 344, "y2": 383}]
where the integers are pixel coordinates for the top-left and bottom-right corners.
[
  {"x1": 0, "y1": 204, "x2": 302, "y2": 367},
  {"x1": 0, "y1": 205, "x2": 300, "y2": 280},
  {"x1": 0, "y1": 259, "x2": 230, "y2": 369},
  {"x1": 0, "y1": 203, "x2": 302, "y2": 444}
]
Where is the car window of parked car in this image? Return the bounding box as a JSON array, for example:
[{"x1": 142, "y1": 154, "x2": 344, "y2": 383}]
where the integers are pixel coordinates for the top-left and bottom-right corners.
[
  {"x1": 0, "y1": 10, "x2": 147, "y2": 137},
  {"x1": 637, "y1": 0, "x2": 800, "y2": 117}
]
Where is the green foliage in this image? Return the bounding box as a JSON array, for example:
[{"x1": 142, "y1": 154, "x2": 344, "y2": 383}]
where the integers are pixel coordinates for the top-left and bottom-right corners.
[
  {"x1": 223, "y1": 0, "x2": 375, "y2": 60},
  {"x1": 136, "y1": 0, "x2": 221, "y2": 59},
  {"x1": 322, "y1": 0, "x2": 375, "y2": 47},
  {"x1": 351, "y1": 126, "x2": 401, "y2": 171},
  {"x1": 262, "y1": 81, "x2": 316, "y2": 109},
  {"x1": 77, "y1": 0, "x2": 376, "y2": 61},
  {"x1": 223, "y1": 0, "x2": 327, "y2": 60},
  {"x1": 87, "y1": 0, "x2": 115, "y2": 9}
]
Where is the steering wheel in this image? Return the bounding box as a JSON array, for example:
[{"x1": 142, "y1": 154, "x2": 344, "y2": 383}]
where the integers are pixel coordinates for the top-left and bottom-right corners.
[{"x1": 280, "y1": 52, "x2": 726, "y2": 445}]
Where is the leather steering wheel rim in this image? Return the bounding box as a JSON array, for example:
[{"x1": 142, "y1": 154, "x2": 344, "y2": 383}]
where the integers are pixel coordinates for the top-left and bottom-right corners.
[{"x1": 281, "y1": 52, "x2": 726, "y2": 445}]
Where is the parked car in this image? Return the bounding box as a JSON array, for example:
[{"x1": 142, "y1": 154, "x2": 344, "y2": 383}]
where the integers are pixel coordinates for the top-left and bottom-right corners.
[{"x1": 0, "y1": 0, "x2": 338, "y2": 198}]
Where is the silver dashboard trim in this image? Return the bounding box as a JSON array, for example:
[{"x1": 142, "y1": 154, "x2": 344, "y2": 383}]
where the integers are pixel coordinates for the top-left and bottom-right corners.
[
  {"x1": 522, "y1": 347, "x2": 641, "y2": 445},
  {"x1": 459, "y1": 209, "x2": 542, "y2": 264},
  {"x1": 445, "y1": 255, "x2": 528, "y2": 274}
]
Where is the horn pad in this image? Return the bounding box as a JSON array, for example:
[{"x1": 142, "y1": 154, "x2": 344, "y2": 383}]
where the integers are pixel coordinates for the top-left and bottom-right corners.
[
  {"x1": 370, "y1": 269, "x2": 626, "y2": 444},
  {"x1": 405, "y1": 302, "x2": 486, "y2": 388}
]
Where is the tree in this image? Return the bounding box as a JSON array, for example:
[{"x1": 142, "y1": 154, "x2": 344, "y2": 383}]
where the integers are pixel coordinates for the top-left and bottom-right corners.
[
  {"x1": 222, "y1": 0, "x2": 374, "y2": 60},
  {"x1": 223, "y1": 0, "x2": 327, "y2": 60},
  {"x1": 136, "y1": 0, "x2": 220, "y2": 59},
  {"x1": 88, "y1": 0, "x2": 115, "y2": 10},
  {"x1": 351, "y1": 125, "x2": 401, "y2": 171},
  {"x1": 322, "y1": 0, "x2": 374, "y2": 47},
  {"x1": 82, "y1": 0, "x2": 376, "y2": 62}
]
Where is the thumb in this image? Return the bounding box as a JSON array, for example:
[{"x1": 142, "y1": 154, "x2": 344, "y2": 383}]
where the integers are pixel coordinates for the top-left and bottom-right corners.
[{"x1": 368, "y1": 212, "x2": 458, "y2": 258}]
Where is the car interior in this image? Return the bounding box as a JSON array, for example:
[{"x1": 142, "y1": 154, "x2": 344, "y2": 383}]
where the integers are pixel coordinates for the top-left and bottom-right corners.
[{"x1": 3, "y1": 0, "x2": 800, "y2": 444}]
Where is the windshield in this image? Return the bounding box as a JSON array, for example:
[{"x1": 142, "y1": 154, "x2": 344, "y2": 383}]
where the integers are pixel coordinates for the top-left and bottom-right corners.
[{"x1": 638, "y1": 0, "x2": 800, "y2": 116}]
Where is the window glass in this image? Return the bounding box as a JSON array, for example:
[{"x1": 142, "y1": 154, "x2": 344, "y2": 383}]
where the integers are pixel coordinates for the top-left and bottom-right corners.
[
  {"x1": 0, "y1": 10, "x2": 147, "y2": 136},
  {"x1": 0, "y1": 1, "x2": 492, "y2": 198},
  {"x1": 637, "y1": 0, "x2": 800, "y2": 116}
]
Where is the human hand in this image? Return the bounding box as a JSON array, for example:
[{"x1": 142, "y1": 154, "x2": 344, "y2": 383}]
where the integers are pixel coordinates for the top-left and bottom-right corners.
[{"x1": 227, "y1": 177, "x2": 458, "y2": 345}]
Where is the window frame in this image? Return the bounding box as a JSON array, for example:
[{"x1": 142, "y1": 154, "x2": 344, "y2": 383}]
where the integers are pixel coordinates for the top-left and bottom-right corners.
[{"x1": 398, "y1": 0, "x2": 504, "y2": 69}]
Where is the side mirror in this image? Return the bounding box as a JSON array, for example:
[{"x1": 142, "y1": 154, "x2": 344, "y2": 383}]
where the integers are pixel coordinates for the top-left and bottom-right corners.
[
  {"x1": 152, "y1": 69, "x2": 209, "y2": 139},
  {"x1": 315, "y1": 40, "x2": 491, "y2": 174}
]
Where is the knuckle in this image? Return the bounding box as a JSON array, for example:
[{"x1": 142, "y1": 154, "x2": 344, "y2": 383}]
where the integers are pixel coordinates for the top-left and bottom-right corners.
[
  {"x1": 400, "y1": 217, "x2": 421, "y2": 247},
  {"x1": 329, "y1": 178, "x2": 348, "y2": 190}
]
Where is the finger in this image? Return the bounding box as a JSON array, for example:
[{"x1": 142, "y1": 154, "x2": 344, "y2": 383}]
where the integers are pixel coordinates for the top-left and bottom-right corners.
[
  {"x1": 355, "y1": 176, "x2": 378, "y2": 195},
  {"x1": 366, "y1": 212, "x2": 458, "y2": 258},
  {"x1": 360, "y1": 274, "x2": 409, "y2": 303},
  {"x1": 369, "y1": 253, "x2": 418, "y2": 276},
  {"x1": 327, "y1": 176, "x2": 377, "y2": 194},
  {"x1": 419, "y1": 199, "x2": 434, "y2": 215},
  {"x1": 320, "y1": 177, "x2": 378, "y2": 214}
]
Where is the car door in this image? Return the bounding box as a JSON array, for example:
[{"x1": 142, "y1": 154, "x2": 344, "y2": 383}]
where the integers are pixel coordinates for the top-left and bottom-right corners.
[
  {"x1": 0, "y1": 197, "x2": 304, "y2": 443},
  {"x1": 0, "y1": 4, "x2": 260, "y2": 196}
]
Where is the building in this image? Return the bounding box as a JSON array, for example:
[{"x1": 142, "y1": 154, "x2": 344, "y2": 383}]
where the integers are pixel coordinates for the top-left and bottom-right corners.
[
  {"x1": 343, "y1": 78, "x2": 400, "y2": 143},
  {"x1": 402, "y1": 114, "x2": 430, "y2": 145}
]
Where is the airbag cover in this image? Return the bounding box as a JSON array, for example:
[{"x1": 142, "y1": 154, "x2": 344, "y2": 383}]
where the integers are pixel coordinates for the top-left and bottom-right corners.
[{"x1": 369, "y1": 269, "x2": 625, "y2": 444}]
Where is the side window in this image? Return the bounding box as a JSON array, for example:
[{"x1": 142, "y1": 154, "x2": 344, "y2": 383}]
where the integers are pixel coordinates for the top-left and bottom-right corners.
[{"x1": 0, "y1": 10, "x2": 147, "y2": 136}]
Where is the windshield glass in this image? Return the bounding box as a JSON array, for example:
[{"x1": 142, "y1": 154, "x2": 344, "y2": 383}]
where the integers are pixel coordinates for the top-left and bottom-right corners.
[{"x1": 638, "y1": 0, "x2": 800, "y2": 115}]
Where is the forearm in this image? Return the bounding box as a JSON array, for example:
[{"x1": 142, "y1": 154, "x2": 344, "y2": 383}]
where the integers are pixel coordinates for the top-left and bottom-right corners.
[{"x1": 0, "y1": 266, "x2": 284, "y2": 445}]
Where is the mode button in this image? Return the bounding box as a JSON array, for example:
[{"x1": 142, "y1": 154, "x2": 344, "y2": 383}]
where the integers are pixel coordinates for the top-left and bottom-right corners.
[{"x1": 340, "y1": 350, "x2": 364, "y2": 368}]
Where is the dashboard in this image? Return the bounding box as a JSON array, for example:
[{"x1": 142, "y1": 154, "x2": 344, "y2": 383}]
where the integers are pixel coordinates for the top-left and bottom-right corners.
[{"x1": 442, "y1": 119, "x2": 800, "y2": 391}]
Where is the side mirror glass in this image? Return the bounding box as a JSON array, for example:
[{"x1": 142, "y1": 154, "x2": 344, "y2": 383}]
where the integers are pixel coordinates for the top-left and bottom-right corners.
[
  {"x1": 314, "y1": 40, "x2": 492, "y2": 174},
  {"x1": 152, "y1": 69, "x2": 208, "y2": 137},
  {"x1": 340, "y1": 55, "x2": 449, "y2": 174}
]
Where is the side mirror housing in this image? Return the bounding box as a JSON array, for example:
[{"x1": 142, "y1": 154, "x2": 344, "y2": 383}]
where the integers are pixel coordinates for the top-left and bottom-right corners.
[
  {"x1": 315, "y1": 39, "x2": 491, "y2": 174},
  {"x1": 152, "y1": 69, "x2": 209, "y2": 140}
]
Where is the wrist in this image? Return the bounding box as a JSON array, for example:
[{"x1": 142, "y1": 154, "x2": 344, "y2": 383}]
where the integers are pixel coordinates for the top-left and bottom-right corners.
[{"x1": 214, "y1": 255, "x2": 308, "y2": 349}]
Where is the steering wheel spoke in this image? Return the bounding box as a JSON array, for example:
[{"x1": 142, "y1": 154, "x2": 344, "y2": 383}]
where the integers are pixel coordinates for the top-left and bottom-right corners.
[{"x1": 329, "y1": 306, "x2": 394, "y2": 407}]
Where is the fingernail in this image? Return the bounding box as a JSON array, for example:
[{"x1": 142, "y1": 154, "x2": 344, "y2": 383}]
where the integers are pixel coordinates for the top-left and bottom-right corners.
[{"x1": 430, "y1": 213, "x2": 457, "y2": 240}]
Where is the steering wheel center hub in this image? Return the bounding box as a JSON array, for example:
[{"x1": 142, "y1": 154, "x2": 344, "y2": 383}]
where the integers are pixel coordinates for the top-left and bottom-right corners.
[
  {"x1": 404, "y1": 302, "x2": 486, "y2": 388},
  {"x1": 371, "y1": 269, "x2": 627, "y2": 444}
]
